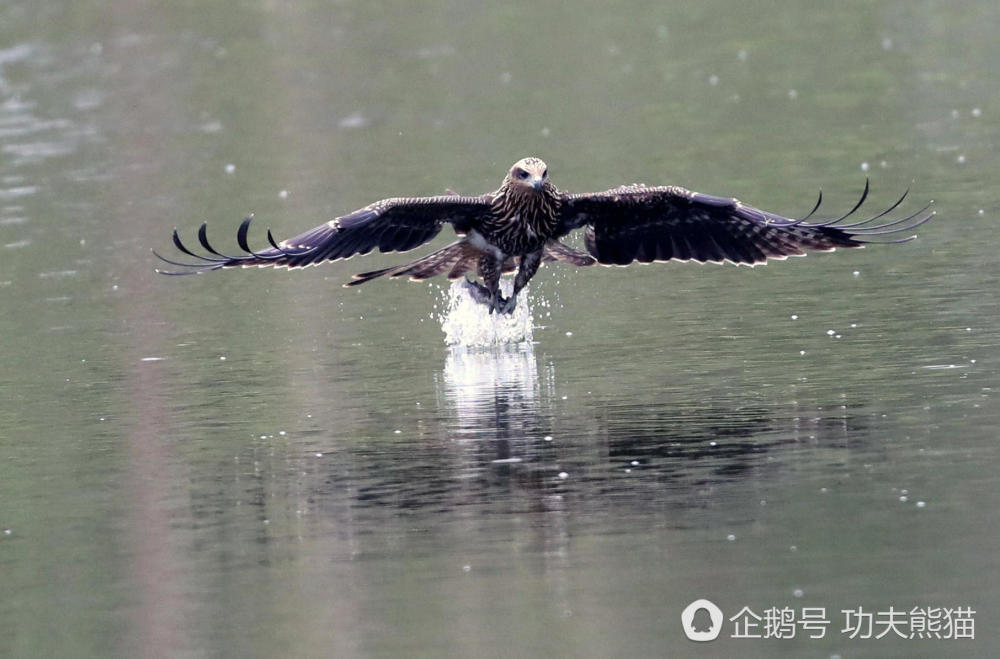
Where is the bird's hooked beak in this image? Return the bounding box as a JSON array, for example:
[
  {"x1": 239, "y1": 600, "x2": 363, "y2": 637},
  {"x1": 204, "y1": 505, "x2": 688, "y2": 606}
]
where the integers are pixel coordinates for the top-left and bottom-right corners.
[{"x1": 529, "y1": 176, "x2": 545, "y2": 190}]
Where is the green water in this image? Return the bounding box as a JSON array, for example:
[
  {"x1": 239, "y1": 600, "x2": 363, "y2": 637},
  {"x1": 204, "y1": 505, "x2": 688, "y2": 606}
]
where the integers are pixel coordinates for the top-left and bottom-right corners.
[{"x1": 1, "y1": 1, "x2": 998, "y2": 657}]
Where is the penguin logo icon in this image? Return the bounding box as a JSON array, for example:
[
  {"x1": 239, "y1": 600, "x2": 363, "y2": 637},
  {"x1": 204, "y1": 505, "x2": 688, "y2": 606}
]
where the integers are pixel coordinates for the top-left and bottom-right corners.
[{"x1": 681, "y1": 599, "x2": 724, "y2": 641}]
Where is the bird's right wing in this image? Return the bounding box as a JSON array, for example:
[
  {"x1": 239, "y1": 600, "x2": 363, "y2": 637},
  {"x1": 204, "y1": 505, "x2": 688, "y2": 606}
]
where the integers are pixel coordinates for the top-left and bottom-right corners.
[{"x1": 154, "y1": 194, "x2": 493, "y2": 274}]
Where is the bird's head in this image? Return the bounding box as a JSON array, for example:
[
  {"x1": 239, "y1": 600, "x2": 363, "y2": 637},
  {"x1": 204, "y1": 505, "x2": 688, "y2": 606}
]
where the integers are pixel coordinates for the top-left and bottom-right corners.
[{"x1": 507, "y1": 157, "x2": 549, "y2": 193}]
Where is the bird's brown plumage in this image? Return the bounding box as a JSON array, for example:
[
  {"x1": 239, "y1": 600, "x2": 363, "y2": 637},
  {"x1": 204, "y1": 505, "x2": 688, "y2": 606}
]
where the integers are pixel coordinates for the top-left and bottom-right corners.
[{"x1": 155, "y1": 157, "x2": 933, "y2": 313}]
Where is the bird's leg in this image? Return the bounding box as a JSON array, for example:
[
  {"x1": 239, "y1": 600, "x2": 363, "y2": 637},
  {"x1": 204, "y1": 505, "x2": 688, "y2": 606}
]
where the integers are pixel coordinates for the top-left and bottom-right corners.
[
  {"x1": 500, "y1": 249, "x2": 543, "y2": 314},
  {"x1": 477, "y1": 253, "x2": 505, "y2": 314}
]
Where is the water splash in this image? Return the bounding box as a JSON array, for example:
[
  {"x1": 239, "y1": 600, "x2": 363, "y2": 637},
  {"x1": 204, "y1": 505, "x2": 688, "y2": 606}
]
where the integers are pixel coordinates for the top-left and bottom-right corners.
[{"x1": 439, "y1": 278, "x2": 533, "y2": 347}]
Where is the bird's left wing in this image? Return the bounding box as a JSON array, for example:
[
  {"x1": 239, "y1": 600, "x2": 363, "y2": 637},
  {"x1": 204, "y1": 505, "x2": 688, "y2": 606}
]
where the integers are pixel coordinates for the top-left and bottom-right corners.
[
  {"x1": 557, "y1": 183, "x2": 932, "y2": 266},
  {"x1": 154, "y1": 194, "x2": 493, "y2": 274}
]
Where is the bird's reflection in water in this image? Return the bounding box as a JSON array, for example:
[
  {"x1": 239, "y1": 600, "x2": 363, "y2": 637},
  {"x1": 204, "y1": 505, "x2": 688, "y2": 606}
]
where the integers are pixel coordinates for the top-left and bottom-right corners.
[
  {"x1": 344, "y1": 344, "x2": 879, "y2": 521},
  {"x1": 435, "y1": 345, "x2": 882, "y2": 515}
]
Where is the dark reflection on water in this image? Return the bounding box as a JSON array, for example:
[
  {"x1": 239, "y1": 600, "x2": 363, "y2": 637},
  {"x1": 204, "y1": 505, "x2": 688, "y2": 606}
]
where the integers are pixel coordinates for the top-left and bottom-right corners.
[{"x1": 596, "y1": 401, "x2": 868, "y2": 476}]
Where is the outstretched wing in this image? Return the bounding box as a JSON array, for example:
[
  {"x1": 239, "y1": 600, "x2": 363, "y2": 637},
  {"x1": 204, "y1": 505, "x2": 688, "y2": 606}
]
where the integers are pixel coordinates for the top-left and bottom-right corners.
[
  {"x1": 154, "y1": 194, "x2": 493, "y2": 274},
  {"x1": 558, "y1": 181, "x2": 933, "y2": 266}
]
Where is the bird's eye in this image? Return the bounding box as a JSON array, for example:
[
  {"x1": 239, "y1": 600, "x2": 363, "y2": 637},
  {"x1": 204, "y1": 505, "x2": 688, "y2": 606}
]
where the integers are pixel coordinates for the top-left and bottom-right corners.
[{"x1": 516, "y1": 169, "x2": 529, "y2": 179}]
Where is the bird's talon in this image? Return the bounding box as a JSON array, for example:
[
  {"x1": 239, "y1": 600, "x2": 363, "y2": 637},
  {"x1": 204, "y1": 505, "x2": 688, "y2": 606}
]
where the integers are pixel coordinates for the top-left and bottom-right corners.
[
  {"x1": 487, "y1": 293, "x2": 509, "y2": 314},
  {"x1": 500, "y1": 295, "x2": 517, "y2": 314}
]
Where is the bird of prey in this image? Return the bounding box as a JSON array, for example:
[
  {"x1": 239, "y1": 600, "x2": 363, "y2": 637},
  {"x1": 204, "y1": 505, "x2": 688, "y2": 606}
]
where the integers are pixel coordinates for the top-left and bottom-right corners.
[{"x1": 155, "y1": 157, "x2": 932, "y2": 314}]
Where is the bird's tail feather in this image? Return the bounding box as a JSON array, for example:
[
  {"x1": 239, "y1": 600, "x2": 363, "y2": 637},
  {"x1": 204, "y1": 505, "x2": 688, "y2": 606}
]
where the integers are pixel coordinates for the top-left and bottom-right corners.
[{"x1": 345, "y1": 240, "x2": 478, "y2": 287}]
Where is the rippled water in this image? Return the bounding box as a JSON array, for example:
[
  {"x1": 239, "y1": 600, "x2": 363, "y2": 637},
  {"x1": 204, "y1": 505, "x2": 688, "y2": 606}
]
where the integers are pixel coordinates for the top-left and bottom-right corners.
[{"x1": 1, "y1": 1, "x2": 999, "y2": 657}]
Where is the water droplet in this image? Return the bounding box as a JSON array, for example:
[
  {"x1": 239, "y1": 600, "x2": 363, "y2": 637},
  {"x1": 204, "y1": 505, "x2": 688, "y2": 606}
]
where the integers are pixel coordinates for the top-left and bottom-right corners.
[
  {"x1": 338, "y1": 113, "x2": 368, "y2": 130},
  {"x1": 726, "y1": 534, "x2": 736, "y2": 541}
]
